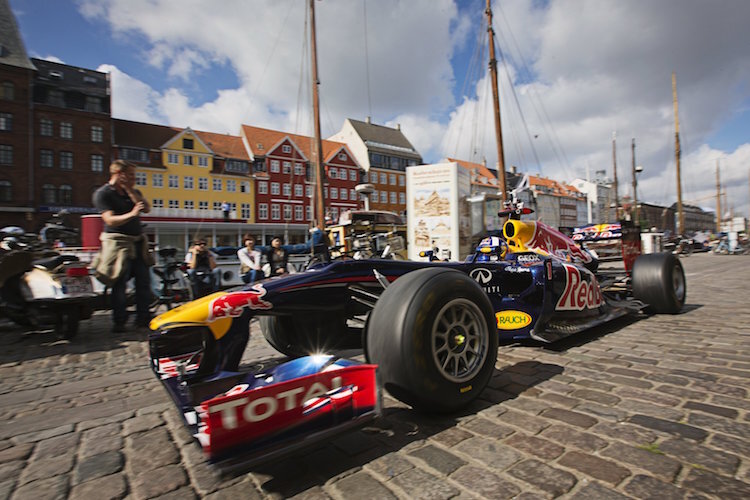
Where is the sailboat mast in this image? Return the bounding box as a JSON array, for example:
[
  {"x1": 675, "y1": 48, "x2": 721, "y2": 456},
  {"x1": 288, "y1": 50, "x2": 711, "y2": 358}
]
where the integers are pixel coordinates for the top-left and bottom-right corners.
[
  {"x1": 716, "y1": 160, "x2": 721, "y2": 233},
  {"x1": 672, "y1": 72, "x2": 685, "y2": 235},
  {"x1": 486, "y1": 0, "x2": 507, "y2": 202},
  {"x1": 631, "y1": 138, "x2": 638, "y2": 222},
  {"x1": 612, "y1": 132, "x2": 619, "y2": 220},
  {"x1": 309, "y1": 0, "x2": 326, "y2": 231}
]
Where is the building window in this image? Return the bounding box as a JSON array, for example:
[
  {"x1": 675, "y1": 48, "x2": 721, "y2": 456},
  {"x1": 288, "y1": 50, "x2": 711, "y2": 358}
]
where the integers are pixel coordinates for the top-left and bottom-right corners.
[
  {"x1": 306, "y1": 206, "x2": 311, "y2": 221},
  {"x1": 349, "y1": 170, "x2": 357, "y2": 182},
  {"x1": 338, "y1": 152, "x2": 347, "y2": 161},
  {"x1": 399, "y1": 192, "x2": 405, "y2": 204},
  {"x1": 294, "y1": 163, "x2": 304, "y2": 175},
  {"x1": 294, "y1": 184, "x2": 303, "y2": 197},
  {"x1": 340, "y1": 188, "x2": 347, "y2": 200},
  {"x1": 40, "y1": 149, "x2": 54, "y2": 168},
  {"x1": 184, "y1": 200, "x2": 194, "y2": 210},
  {"x1": 213, "y1": 201, "x2": 222, "y2": 211},
  {"x1": 198, "y1": 156, "x2": 208, "y2": 167},
  {"x1": 90, "y1": 154, "x2": 103, "y2": 172},
  {"x1": 59, "y1": 151, "x2": 73, "y2": 170},
  {"x1": 42, "y1": 184, "x2": 56, "y2": 203},
  {"x1": 198, "y1": 201, "x2": 208, "y2": 210},
  {"x1": 306, "y1": 185, "x2": 312, "y2": 197},
  {"x1": 283, "y1": 205, "x2": 292, "y2": 220},
  {"x1": 168, "y1": 200, "x2": 179, "y2": 209},
  {"x1": 380, "y1": 191, "x2": 387, "y2": 203},
  {"x1": 184, "y1": 176, "x2": 194, "y2": 189},
  {"x1": 198, "y1": 177, "x2": 208, "y2": 191},
  {"x1": 271, "y1": 204, "x2": 280, "y2": 220},
  {"x1": 331, "y1": 187, "x2": 338, "y2": 199},
  {"x1": 183, "y1": 138, "x2": 194, "y2": 149},
  {"x1": 390, "y1": 191, "x2": 397, "y2": 204},
  {"x1": 0, "y1": 113, "x2": 11, "y2": 131},
  {"x1": 135, "y1": 172, "x2": 147, "y2": 186},
  {"x1": 227, "y1": 179, "x2": 237, "y2": 192},
  {"x1": 48, "y1": 90, "x2": 65, "y2": 107},
  {"x1": 390, "y1": 174, "x2": 396, "y2": 185},
  {"x1": 282, "y1": 183, "x2": 291, "y2": 196},
  {"x1": 121, "y1": 148, "x2": 149, "y2": 163},
  {"x1": 258, "y1": 203, "x2": 268, "y2": 219},
  {"x1": 271, "y1": 182, "x2": 280, "y2": 195},
  {"x1": 84, "y1": 96, "x2": 102, "y2": 113},
  {"x1": 254, "y1": 160, "x2": 267, "y2": 173},
  {"x1": 380, "y1": 173, "x2": 387, "y2": 184},
  {"x1": 153, "y1": 173, "x2": 163, "y2": 188},
  {"x1": 329, "y1": 167, "x2": 338, "y2": 180},
  {"x1": 293, "y1": 205, "x2": 302, "y2": 220},
  {"x1": 153, "y1": 199, "x2": 164, "y2": 208},
  {"x1": 58, "y1": 185, "x2": 73, "y2": 205},
  {"x1": 213, "y1": 178, "x2": 222, "y2": 191},
  {"x1": 40, "y1": 119, "x2": 53, "y2": 136},
  {"x1": 60, "y1": 122, "x2": 72, "y2": 139},
  {"x1": 270, "y1": 160, "x2": 280, "y2": 173},
  {"x1": 90, "y1": 125, "x2": 103, "y2": 143},
  {"x1": 183, "y1": 155, "x2": 193, "y2": 166},
  {"x1": 1, "y1": 82, "x2": 14, "y2": 100},
  {"x1": 282, "y1": 145, "x2": 291, "y2": 153},
  {"x1": 241, "y1": 203, "x2": 251, "y2": 219},
  {"x1": 239, "y1": 181, "x2": 249, "y2": 193},
  {"x1": 0, "y1": 180, "x2": 11, "y2": 202},
  {"x1": 362, "y1": 172, "x2": 368, "y2": 183},
  {"x1": 282, "y1": 161, "x2": 291, "y2": 174},
  {"x1": 168, "y1": 175, "x2": 179, "y2": 188},
  {"x1": 349, "y1": 189, "x2": 355, "y2": 200},
  {"x1": 399, "y1": 175, "x2": 405, "y2": 186},
  {"x1": 167, "y1": 153, "x2": 178, "y2": 164},
  {"x1": 258, "y1": 181, "x2": 268, "y2": 194}
]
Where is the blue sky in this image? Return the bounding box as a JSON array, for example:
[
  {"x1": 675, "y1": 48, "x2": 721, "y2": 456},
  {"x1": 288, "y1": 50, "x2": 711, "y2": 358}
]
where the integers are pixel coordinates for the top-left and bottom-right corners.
[{"x1": 10, "y1": 0, "x2": 750, "y2": 217}]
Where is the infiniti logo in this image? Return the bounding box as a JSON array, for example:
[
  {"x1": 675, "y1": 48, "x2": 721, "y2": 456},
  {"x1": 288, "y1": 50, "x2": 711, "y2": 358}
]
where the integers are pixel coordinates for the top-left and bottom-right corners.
[{"x1": 469, "y1": 268, "x2": 493, "y2": 284}]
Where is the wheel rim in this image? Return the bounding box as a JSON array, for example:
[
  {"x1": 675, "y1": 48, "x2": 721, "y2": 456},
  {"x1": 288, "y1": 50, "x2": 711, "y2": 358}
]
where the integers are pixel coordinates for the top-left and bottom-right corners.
[
  {"x1": 672, "y1": 264, "x2": 686, "y2": 302},
  {"x1": 431, "y1": 298, "x2": 489, "y2": 383}
]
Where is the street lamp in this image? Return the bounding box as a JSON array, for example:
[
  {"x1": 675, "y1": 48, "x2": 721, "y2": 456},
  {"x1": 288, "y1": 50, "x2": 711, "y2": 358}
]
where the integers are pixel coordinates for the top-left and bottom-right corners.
[{"x1": 355, "y1": 183, "x2": 375, "y2": 211}]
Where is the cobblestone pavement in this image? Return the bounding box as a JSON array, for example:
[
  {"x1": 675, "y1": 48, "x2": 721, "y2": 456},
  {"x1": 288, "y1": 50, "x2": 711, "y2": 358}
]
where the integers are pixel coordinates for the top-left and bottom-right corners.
[{"x1": 1, "y1": 253, "x2": 750, "y2": 499}]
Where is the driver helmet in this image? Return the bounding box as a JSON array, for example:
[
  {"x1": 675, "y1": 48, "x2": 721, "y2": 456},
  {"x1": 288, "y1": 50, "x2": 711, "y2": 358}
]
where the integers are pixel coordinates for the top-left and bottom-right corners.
[{"x1": 474, "y1": 236, "x2": 507, "y2": 262}]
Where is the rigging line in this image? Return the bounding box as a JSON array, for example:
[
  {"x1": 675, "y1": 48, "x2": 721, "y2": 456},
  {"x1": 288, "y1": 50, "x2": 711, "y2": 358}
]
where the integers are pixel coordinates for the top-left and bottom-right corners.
[
  {"x1": 451, "y1": 11, "x2": 485, "y2": 158},
  {"x1": 248, "y1": 0, "x2": 296, "y2": 109},
  {"x1": 495, "y1": 2, "x2": 569, "y2": 175},
  {"x1": 494, "y1": 35, "x2": 542, "y2": 173},
  {"x1": 363, "y1": 0, "x2": 372, "y2": 118}
]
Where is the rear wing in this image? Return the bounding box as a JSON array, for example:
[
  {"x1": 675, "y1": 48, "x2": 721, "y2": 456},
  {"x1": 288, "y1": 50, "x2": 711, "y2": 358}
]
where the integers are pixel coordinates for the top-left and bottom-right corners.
[{"x1": 573, "y1": 222, "x2": 641, "y2": 272}]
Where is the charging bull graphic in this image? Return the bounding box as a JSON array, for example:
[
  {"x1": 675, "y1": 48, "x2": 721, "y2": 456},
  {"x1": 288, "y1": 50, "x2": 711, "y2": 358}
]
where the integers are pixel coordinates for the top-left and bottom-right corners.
[
  {"x1": 208, "y1": 285, "x2": 272, "y2": 321},
  {"x1": 504, "y1": 220, "x2": 594, "y2": 264}
]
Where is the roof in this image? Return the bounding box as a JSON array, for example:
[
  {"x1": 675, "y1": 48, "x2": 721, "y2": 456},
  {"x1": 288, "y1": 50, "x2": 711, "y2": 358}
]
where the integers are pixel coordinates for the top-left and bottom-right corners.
[
  {"x1": 114, "y1": 119, "x2": 182, "y2": 150},
  {"x1": 346, "y1": 119, "x2": 422, "y2": 161},
  {"x1": 31, "y1": 58, "x2": 109, "y2": 95},
  {"x1": 194, "y1": 130, "x2": 248, "y2": 160},
  {"x1": 0, "y1": 0, "x2": 35, "y2": 70},
  {"x1": 528, "y1": 174, "x2": 585, "y2": 199},
  {"x1": 241, "y1": 124, "x2": 355, "y2": 164},
  {"x1": 447, "y1": 158, "x2": 499, "y2": 188}
]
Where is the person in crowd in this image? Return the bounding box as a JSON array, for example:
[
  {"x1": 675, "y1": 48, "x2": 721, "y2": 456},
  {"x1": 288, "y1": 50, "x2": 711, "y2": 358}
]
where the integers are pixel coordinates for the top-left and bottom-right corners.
[
  {"x1": 238, "y1": 233, "x2": 262, "y2": 284},
  {"x1": 92, "y1": 160, "x2": 152, "y2": 332},
  {"x1": 185, "y1": 238, "x2": 222, "y2": 293},
  {"x1": 265, "y1": 236, "x2": 289, "y2": 276},
  {"x1": 221, "y1": 201, "x2": 230, "y2": 221}
]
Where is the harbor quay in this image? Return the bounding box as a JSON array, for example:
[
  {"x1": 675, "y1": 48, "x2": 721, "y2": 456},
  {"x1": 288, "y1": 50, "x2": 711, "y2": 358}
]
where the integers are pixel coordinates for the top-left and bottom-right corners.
[{"x1": 1, "y1": 253, "x2": 749, "y2": 499}]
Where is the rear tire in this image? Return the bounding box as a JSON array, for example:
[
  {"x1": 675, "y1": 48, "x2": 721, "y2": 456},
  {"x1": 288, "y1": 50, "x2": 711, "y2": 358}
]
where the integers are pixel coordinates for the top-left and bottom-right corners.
[
  {"x1": 366, "y1": 268, "x2": 498, "y2": 413},
  {"x1": 260, "y1": 312, "x2": 353, "y2": 357},
  {"x1": 632, "y1": 252, "x2": 686, "y2": 314}
]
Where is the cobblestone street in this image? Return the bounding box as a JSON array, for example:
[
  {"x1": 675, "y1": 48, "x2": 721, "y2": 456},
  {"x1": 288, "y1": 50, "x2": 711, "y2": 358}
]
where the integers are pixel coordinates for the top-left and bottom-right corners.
[{"x1": 1, "y1": 253, "x2": 750, "y2": 499}]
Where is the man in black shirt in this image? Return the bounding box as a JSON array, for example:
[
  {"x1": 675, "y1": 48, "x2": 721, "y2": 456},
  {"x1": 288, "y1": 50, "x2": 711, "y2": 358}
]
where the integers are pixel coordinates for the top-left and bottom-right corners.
[{"x1": 93, "y1": 160, "x2": 152, "y2": 332}]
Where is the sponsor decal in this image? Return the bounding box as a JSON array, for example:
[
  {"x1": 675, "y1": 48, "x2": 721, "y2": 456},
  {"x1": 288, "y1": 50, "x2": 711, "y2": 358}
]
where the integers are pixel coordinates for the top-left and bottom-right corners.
[
  {"x1": 505, "y1": 266, "x2": 531, "y2": 273},
  {"x1": 556, "y1": 263, "x2": 603, "y2": 311},
  {"x1": 208, "y1": 284, "x2": 272, "y2": 321},
  {"x1": 207, "y1": 376, "x2": 343, "y2": 429},
  {"x1": 527, "y1": 222, "x2": 594, "y2": 263},
  {"x1": 469, "y1": 268, "x2": 493, "y2": 284},
  {"x1": 469, "y1": 268, "x2": 501, "y2": 294},
  {"x1": 516, "y1": 253, "x2": 541, "y2": 265},
  {"x1": 496, "y1": 310, "x2": 532, "y2": 330}
]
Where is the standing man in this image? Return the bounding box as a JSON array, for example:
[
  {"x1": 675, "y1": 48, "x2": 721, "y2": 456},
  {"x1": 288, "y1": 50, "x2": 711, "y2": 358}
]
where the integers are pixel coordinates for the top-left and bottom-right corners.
[
  {"x1": 221, "y1": 200, "x2": 230, "y2": 221},
  {"x1": 93, "y1": 160, "x2": 152, "y2": 332}
]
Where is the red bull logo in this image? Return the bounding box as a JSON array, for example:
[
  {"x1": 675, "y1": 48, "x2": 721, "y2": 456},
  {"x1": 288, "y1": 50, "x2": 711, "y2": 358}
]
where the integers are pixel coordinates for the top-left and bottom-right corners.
[
  {"x1": 528, "y1": 222, "x2": 594, "y2": 264},
  {"x1": 208, "y1": 285, "x2": 272, "y2": 321},
  {"x1": 556, "y1": 263, "x2": 602, "y2": 311}
]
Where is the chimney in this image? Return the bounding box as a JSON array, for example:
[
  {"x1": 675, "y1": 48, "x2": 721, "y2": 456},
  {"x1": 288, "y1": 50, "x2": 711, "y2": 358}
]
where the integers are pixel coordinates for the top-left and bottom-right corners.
[
  {"x1": 366, "y1": 116, "x2": 371, "y2": 124},
  {"x1": 511, "y1": 165, "x2": 517, "y2": 174},
  {"x1": 397, "y1": 123, "x2": 401, "y2": 130}
]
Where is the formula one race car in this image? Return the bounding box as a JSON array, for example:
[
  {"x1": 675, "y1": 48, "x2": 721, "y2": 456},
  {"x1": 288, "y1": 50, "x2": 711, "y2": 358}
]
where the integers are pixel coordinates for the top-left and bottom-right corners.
[{"x1": 148, "y1": 206, "x2": 685, "y2": 464}]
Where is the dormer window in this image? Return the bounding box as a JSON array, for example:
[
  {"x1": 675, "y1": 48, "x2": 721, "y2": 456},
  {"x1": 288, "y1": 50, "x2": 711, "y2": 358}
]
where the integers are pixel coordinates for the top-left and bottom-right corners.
[
  {"x1": 183, "y1": 138, "x2": 194, "y2": 149},
  {"x1": 49, "y1": 70, "x2": 63, "y2": 79},
  {"x1": 282, "y1": 145, "x2": 291, "y2": 153}
]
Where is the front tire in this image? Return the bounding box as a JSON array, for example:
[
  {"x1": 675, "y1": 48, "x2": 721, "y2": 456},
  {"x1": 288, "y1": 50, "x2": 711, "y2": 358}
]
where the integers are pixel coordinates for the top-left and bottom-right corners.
[
  {"x1": 260, "y1": 312, "x2": 353, "y2": 357},
  {"x1": 632, "y1": 252, "x2": 686, "y2": 314},
  {"x1": 366, "y1": 268, "x2": 498, "y2": 413}
]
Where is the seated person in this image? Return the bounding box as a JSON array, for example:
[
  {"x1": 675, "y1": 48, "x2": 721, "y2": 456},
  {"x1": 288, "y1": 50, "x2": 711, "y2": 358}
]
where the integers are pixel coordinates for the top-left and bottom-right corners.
[
  {"x1": 264, "y1": 236, "x2": 290, "y2": 277},
  {"x1": 237, "y1": 233, "x2": 262, "y2": 284},
  {"x1": 184, "y1": 239, "x2": 222, "y2": 292}
]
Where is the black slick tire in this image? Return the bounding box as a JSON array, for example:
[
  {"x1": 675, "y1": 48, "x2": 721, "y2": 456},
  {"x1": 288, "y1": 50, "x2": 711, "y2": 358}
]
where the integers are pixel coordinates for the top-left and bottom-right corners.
[
  {"x1": 632, "y1": 252, "x2": 686, "y2": 314},
  {"x1": 260, "y1": 312, "x2": 352, "y2": 358},
  {"x1": 366, "y1": 268, "x2": 498, "y2": 413}
]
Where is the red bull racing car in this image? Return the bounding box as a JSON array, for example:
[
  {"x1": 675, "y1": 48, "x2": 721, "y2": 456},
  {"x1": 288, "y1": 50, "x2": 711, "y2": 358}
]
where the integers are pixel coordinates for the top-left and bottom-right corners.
[{"x1": 148, "y1": 207, "x2": 686, "y2": 465}]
